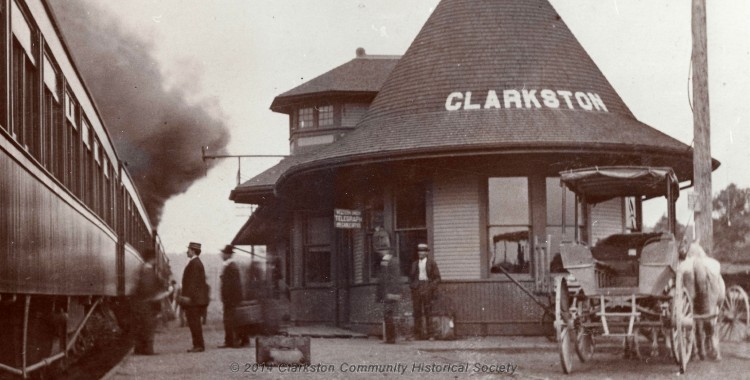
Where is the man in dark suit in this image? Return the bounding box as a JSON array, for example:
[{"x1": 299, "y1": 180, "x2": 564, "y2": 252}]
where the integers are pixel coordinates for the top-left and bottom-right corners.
[
  {"x1": 180, "y1": 242, "x2": 209, "y2": 352},
  {"x1": 410, "y1": 243, "x2": 441, "y2": 340},
  {"x1": 219, "y1": 245, "x2": 243, "y2": 348}
]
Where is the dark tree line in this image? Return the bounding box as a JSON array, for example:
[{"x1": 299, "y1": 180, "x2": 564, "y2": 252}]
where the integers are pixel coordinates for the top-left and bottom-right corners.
[{"x1": 648, "y1": 183, "x2": 750, "y2": 263}]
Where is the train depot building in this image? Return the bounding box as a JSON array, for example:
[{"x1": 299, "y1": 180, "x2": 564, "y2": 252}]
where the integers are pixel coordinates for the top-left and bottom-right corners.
[{"x1": 230, "y1": 0, "x2": 699, "y2": 336}]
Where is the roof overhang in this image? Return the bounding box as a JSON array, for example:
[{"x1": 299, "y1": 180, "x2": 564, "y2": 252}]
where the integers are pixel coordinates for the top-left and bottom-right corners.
[
  {"x1": 275, "y1": 143, "x2": 715, "y2": 195},
  {"x1": 231, "y1": 202, "x2": 286, "y2": 246},
  {"x1": 270, "y1": 91, "x2": 377, "y2": 114}
]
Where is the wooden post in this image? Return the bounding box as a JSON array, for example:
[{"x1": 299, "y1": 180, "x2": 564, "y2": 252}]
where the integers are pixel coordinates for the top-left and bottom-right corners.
[{"x1": 691, "y1": 0, "x2": 713, "y2": 254}]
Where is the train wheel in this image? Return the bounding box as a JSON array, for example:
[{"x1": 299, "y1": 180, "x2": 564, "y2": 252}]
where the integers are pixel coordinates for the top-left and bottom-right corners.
[{"x1": 719, "y1": 285, "x2": 749, "y2": 342}]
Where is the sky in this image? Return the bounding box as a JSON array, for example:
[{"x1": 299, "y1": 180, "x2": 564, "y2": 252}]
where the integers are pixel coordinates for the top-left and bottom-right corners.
[{"x1": 67, "y1": 0, "x2": 750, "y2": 254}]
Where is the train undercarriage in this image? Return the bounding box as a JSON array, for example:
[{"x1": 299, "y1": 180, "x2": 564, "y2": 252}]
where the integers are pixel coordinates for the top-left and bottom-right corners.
[{"x1": 0, "y1": 294, "x2": 127, "y2": 379}]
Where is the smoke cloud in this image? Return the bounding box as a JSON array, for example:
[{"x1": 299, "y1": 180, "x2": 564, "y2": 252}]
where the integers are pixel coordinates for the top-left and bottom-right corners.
[{"x1": 48, "y1": 0, "x2": 230, "y2": 226}]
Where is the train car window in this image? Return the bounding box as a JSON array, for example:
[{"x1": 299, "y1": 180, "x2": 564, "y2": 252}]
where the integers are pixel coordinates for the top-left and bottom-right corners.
[
  {"x1": 82, "y1": 119, "x2": 90, "y2": 149},
  {"x1": 10, "y1": 1, "x2": 38, "y2": 155},
  {"x1": 65, "y1": 91, "x2": 80, "y2": 196},
  {"x1": 64, "y1": 91, "x2": 77, "y2": 126},
  {"x1": 11, "y1": 1, "x2": 34, "y2": 65},
  {"x1": 43, "y1": 53, "x2": 64, "y2": 181},
  {"x1": 42, "y1": 55, "x2": 58, "y2": 101}
]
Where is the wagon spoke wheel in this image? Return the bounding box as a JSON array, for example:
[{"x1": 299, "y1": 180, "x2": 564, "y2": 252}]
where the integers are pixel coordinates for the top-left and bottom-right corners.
[
  {"x1": 575, "y1": 298, "x2": 594, "y2": 362},
  {"x1": 672, "y1": 284, "x2": 694, "y2": 374},
  {"x1": 556, "y1": 278, "x2": 575, "y2": 373},
  {"x1": 719, "y1": 285, "x2": 750, "y2": 342},
  {"x1": 559, "y1": 321, "x2": 575, "y2": 374}
]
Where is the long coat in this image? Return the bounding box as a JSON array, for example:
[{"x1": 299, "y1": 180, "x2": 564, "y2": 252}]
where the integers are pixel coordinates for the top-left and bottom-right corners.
[
  {"x1": 377, "y1": 256, "x2": 402, "y2": 303},
  {"x1": 182, "y1": 257, "x2": 209, "y2": 306},
  {"x1": 221, "y1": 261, "x2": 243, "y2": 307}
]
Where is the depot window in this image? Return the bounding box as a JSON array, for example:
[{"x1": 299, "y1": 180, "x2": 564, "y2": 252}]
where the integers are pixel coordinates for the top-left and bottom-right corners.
[
  {"x1": 304, "y1": 214, "x2": 332, "y2": 285},
  {"x1": 488, "y1": 177, "x2": 531, "y2": 275},
  {"x1": 296, "y1": 105, "x2": 333, "y2": 129},
  {"x1": 546, "y1": 178, "x2": 582, "y2": 271},
  {"x1": 394, "y1": 183, "x2": 427, "y2": 276}
]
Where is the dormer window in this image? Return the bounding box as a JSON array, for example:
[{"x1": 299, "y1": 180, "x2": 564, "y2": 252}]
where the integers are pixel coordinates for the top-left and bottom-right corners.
[
  {"x1": 297, "y1": 105, "x2": 333, "y2": 129},
  {"x1": 318, "y1": 105, "x2": 333, "y2": 127}
]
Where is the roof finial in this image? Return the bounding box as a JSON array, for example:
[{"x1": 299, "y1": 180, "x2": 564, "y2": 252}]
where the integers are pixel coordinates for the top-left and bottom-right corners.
[{"x1": 356, "y1": 47, "x2": 366, "y2": 58}]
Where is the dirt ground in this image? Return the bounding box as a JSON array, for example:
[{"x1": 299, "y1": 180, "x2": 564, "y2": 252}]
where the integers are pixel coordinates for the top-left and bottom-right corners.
[{"x1": 108, "y1": 320, "x2": 750, "y2": 380}]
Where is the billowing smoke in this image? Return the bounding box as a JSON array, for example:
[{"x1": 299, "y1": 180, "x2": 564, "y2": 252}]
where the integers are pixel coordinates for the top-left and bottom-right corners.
[{"x1": 48, "y1": 0, "x2": 230, "y2": 226}]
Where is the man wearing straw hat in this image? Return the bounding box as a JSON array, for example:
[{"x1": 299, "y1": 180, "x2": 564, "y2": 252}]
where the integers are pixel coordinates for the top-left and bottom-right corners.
[
  {"x1": 410, "y1": 243, "x2": 441, "y2": 340},
  {"x1": 180, "y1": 242, "x2": 210, "y2": 352}
]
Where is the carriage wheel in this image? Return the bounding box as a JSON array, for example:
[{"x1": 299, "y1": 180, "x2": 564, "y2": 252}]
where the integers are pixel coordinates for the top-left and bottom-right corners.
[
  {"x1": 672, "y1": 285, "x2": 694, "y2": 374},
  {"x1": 719, "y1": 285, "x2": 750, "y2": 342},
  {"x1": 555, "y1": 278, "x2": 575, "y2": 373},
  {"x1": 575, "y1": 327, "x2": 594, "y2": 362},
  {"x1": 559, "y1": 322, "x2": 575, "y2": 374},
  {"x1": 574, "y1": 298, "x2": 594, "y2": 362},
  {"x1": 542, "y1": 305, "x2": 557, "y2": 342},
  {"x1": 554, "y1": 277, "x2": 572, "y2": 330}
]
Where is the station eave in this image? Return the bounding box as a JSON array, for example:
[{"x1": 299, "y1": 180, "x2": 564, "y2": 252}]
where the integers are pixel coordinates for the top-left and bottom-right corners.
[
  {"x1": 270, "y1": 91, "x2": 378, "y2": 114},
  {"x1": 269, "y1": 55, "x2": 399, "y2": 113},
  {"x1": 274, "y1": 141, "x2": 705, "y2": 193}
]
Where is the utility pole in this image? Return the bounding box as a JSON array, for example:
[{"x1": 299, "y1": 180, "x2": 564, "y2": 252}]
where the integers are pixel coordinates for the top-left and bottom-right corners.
[{"x1": 691, "y1": 0, "x2": 713, "y2": 254}]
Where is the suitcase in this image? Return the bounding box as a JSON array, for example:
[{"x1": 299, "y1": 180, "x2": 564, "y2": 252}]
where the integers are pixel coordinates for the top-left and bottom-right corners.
[
  {"x1": 430, "y1": 315, "x2": 455, "y2": 340},
  {"x1": 256, "y1": 336, "x2": 311, "y2": 365}
]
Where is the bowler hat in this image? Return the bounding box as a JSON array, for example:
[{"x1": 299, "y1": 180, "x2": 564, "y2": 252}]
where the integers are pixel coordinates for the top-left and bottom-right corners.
[
  {"x1": 221, "y1": 244, "x2": 235, "y2": 254},
  {"x1": 188, "y1": 242, "x2": 201, "y2": 251},
  {"x1": 417, "y1": 243, "x2": 430, "y2": 252}
]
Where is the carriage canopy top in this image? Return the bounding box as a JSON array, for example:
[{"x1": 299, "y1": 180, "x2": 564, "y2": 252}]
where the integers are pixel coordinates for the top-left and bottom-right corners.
[{"x1": 560, "y1": 166, "x2": 679, "y2": 204}]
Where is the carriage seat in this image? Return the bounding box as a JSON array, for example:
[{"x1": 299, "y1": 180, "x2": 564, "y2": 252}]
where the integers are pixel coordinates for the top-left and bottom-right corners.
[
  {"x1": 560, "y1": 243, "x2": 615, "y2": 293},
  {"x1": 639, "y1": 233, "x2": 677, "y2": 295},
  {"x1": 591, "y1": 232, "x2": 666, "y2": 288}
]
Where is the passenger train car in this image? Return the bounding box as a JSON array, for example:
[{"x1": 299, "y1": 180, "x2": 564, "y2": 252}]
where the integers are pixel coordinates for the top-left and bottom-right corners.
[{"x1": 0, "y1": 0, "x2": 169, "y2": 377}]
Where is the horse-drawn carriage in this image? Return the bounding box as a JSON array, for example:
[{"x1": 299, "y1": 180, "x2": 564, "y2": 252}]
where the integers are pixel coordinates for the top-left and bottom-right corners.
[{"x1": 552, "y1": 166, "x2": 698, "y2": 374}]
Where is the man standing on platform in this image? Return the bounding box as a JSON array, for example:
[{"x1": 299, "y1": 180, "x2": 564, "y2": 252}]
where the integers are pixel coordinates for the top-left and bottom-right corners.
[
  {"x1": 410, "y1": 243, "x2": 441, "y2": 340},
  {"x1": 131, "y1": 249, "x2": 166, "y2": 355},
  {"x1": 179, "y1": 242, "x2": 210, "y2": 353},
  {"x1": 219, "y1": 245, "x2": 243, "y2": 348},
  {"x1": 376, "y1": 244, "x2": 401, "y2": 344}
]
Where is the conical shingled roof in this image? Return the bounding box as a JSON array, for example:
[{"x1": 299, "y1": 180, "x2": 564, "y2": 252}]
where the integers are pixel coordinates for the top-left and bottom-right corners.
[{"x1": 274, "y1": 0, "x2": 694, "y2": 183}]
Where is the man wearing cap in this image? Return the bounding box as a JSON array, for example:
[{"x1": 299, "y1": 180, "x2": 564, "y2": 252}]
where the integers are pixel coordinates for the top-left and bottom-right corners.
[
  {"x1": 180, "y1": 242, "x2": 210, "y2": 352},
  {"x1": 219, "y1": 245, "x2": 243, "y2": 348},
  {"x1": 410, "y1": 243, "x2": 441, "y2": 340}
]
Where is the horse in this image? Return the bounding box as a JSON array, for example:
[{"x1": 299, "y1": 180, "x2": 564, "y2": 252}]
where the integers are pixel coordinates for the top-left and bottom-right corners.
[{"x1": 679, "y1": 242, "x2": 726, "y2": 361}]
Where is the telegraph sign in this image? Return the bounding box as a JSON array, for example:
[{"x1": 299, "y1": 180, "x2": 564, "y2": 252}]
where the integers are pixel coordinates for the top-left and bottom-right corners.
[{"x1": 334, "y1": 209, "x2": 362, "y2": 229}]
